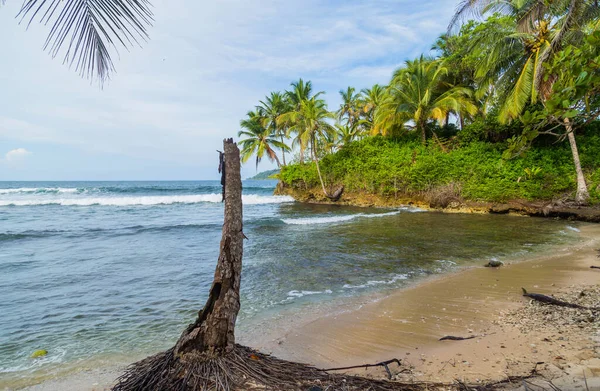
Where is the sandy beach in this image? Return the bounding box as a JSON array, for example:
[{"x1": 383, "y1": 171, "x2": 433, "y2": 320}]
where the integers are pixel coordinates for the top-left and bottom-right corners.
[
  {"x1": 260, "y1": 223, "x2": 600, "y2": 389},
  {"x1": 17, "y1": 223, "x2": 600, "y2": 391}
]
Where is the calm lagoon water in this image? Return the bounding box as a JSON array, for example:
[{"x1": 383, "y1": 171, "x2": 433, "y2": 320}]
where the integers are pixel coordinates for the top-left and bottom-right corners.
[{"x1": 0, "y1": 180, "x2": 584, "y2": 388}]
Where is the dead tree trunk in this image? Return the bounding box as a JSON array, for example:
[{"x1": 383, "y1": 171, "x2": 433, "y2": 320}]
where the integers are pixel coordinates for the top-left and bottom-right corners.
[{"x1": 174, "y1": 138, "x2": 244, "y2": 359}]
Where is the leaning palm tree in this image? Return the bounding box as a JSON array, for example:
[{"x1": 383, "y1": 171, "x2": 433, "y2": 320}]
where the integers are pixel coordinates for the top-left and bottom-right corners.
[
  {"x1": 278, "y1": 98, "x2": 336, "y2": 197},
  {"x1": 8, "y1": 0, "x2": 153, "y2": 82},
  {"x1": 238, "y1": 111, "x2": 289, "y2": 170},
  {"x1": 375, "y1": 56, "x2": 477, "y2": 143},
  {"x1": 257, "y1": 92, "x2": 291, "y2": 166}
]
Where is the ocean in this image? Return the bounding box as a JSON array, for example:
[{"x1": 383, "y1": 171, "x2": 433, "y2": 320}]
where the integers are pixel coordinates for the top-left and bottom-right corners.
[{"x1": 0, "y1": 180, "x2": 584, "y2": 389}]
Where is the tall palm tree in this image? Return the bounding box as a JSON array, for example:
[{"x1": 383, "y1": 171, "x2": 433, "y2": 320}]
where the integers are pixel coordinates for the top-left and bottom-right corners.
[
  {"x1": 238, "y1": 111, "x2": 289, "y2": 170},
  {"x1": 257, "y1": 92, "x2": 290, "y2": 166},
  {"x1": 9, "y1": 0, "x2": 153, "y2": 82},
  {"x1": 359, "y1": 84, "x2": 387, "y2": 133},
  {"x1": 278, "y1": 98, "x2": 335, "y2": 196},
  {"x1": 337, "y1": 86, "x2": 361, "y2": 128},
  {"x1": 374, "y1": 56, "x2": 477, "y2": 143},
  {"x1": 279, "y1": 79, "x2": 325, "y2": 163}
]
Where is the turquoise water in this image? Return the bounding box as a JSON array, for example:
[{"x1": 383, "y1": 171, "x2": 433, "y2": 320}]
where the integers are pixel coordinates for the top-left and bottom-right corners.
[{"x1": 0, "y1": 180, "x2": 584, "y2": 388}]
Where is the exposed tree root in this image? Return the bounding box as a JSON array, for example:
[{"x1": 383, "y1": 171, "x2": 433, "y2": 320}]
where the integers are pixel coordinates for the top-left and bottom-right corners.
[{"x1": 113, "y1": 344, "x2": 435, "y2": 391}]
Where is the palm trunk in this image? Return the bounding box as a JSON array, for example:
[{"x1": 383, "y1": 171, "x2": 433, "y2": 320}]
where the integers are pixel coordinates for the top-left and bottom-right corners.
[
  {"x1": 280, "y1": 135, "x2": 286, "y2": 166},
  {"x1": 312, "y1": 138, "x2": 328, "y2": 197},
  {"x1": 419, "y1": 121, "x2": 427, "y2": 145},
  {"x1": 565, "y1": 119, "x2": 589, "y2": 204},
  {"x1": 174, "y1": 139, "x2": 244, "y2": 358}
]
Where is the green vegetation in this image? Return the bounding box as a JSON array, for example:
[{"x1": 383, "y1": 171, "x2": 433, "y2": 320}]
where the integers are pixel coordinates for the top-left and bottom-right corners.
[
  {"x1": 241, "y1": 1, "x2": 600, "y2": 205},
  {"x1": 247, "y1": 169, "x2": 279, "y2": 180},
  {"x1": 279, "y1": 131, "x2": 600, "y2": 204}
]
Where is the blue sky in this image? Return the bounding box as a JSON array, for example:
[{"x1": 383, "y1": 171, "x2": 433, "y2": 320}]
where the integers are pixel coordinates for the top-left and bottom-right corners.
[{"x1": 0, "y1": 0, "x2": 458, "y2": 180}]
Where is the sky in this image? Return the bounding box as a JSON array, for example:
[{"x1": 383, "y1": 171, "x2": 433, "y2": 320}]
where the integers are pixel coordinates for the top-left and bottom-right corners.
[{"x1": 0, "y1": 0, "x2": 459, "y2": 181}]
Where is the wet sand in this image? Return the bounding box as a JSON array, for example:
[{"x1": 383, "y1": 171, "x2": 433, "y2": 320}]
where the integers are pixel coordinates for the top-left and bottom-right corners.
[
  {"x1": 16, "y1": 224, "x2": 600, "y2": 390},
  {"x1": 261, "y1": 224, "x2": 600, "y2": 388}
]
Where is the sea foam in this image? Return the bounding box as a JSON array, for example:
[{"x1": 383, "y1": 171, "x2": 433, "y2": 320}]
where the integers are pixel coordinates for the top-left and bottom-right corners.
[
  {"x1": 0, "y1": 194, "x2": 295, "y2": 207},
  {"x1": 0, "y1": 187, "x2": 79, "y2": 194},
  {"x1": 281, "y1": 210, "x2": 402, "y2": 225}
]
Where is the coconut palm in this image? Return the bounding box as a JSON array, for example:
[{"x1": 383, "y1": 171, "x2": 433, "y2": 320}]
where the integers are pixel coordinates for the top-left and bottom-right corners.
[
  {"x1": 449, "y1": 0, "x2": 600, "y2": 121},
  {"x1": 334, "y1": 123, "x2": 360, "y2": 148},
  {"x1": 238, "y1": 111, "x2": 289, "y2": 170},
  {"x1": 374, "y1": 56, "x2": 477, "y2": 143},
  {"x1": 9, "y1": 0, "x2": 153, "y2": 82},
  {"x1": 359, "y1": 84, "x2": 387, "y2": 133},
  {"x1": 337, "y1": 86, "x2": 361, "y2": 128},
  {"x1": 278, "y1": 98, "x2": 335, "y2": 196},
  {"x1": 257, "y1": 92, "x2": 291, "y2": 166}
]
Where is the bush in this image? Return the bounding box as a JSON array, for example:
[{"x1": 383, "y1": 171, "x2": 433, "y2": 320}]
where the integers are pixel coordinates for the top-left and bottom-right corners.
[{"x1": 279, "y1": 128, "x2": 600, "y2": 203}]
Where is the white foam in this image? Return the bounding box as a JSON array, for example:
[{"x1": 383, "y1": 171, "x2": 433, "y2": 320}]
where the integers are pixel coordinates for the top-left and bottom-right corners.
[
  {"x1": 0, "y1": 187, "x2": 79, "y2": 194},
  {"x1": 282, "y1": 211, "x2": 401, "y2": 225},
  {"x1": 287, "y1": 289, "x2": 333, "y2": 298},
  {"x1": 566, "y1": 225, "x2": 580, "y2": 232},
  {"x1": 0, "y1": 194, "x2": 295, "y2": 207},
  {"x1": 342, "y1": 274, "x2": 408, "y2": 289}
]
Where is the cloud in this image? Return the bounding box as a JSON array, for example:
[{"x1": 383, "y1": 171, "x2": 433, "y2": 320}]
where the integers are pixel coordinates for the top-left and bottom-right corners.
[
  {"x1": 0, "y1": 0, "x2": 458, "y2": 178},
  {"x1": 4, "y1": 148, "x2": 32, "y2": 162},
  {"x1": 0, "y1": 148, "x2": 32, "y2": 167}
]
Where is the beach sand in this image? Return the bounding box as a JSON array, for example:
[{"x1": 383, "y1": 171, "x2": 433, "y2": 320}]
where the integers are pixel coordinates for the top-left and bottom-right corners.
[
  {"x1": 19, "y1": 224, "x2": 600, "y2": 391},
  {"x1": 260, "y1": 224, "x2": 600, "y2": 390}
]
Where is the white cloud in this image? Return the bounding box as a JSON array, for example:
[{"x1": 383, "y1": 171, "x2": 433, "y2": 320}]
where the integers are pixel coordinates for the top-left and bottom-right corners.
[
  {"x1": 0, "y1": 0, "x2": 458, "y2": 178},
  {"x1": 5, "y1": 148, "x2": 32, "y2": 162}
]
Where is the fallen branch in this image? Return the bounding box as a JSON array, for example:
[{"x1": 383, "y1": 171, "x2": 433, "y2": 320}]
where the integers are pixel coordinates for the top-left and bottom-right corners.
[
  {"x1": 591, "y1": 266, "x2": 600, "y2": 270},
  {"x1": 439, "y1": 335, "x2": 476, "y2": 341},
  {"x1": 522, "y1": 288, "x2": 598, "y2": 310},
  {"x1": 320, "y1": 358, "x2": 402, "y2": 380}
]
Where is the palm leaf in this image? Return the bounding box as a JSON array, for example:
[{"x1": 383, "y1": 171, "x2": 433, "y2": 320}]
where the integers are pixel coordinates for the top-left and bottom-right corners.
[{"x1": 17, "y1": 0, "x2": 153, "y2": 83}]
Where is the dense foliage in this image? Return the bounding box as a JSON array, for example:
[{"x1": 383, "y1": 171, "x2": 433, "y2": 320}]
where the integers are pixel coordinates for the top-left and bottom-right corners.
[
  {"x1": 280, "y1": 129, "x2": 600, "y2": 203},
  {"x1": 241, "y1": 1, "x2": 599, "y2": 204}
]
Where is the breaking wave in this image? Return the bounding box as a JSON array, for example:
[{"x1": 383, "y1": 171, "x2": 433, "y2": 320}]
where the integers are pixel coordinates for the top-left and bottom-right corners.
[{"x1": 0, "y1": 194, "x2": 295, "y2": 207}]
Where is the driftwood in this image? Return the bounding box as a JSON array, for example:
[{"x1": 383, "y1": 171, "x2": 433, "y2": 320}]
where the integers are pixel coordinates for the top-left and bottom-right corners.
[
  {"x1": 320, "y1": 358, "x2": 402, "y2": 380},
  {"x1": 439, "y1": 336, "x2": 476, "y2": 341},
  {"x1": 522, "y1": 288, "x2": 598, "y2": 310},
  {"x1": 591, "y1": 266, "x2": 600, "y2": 269}
]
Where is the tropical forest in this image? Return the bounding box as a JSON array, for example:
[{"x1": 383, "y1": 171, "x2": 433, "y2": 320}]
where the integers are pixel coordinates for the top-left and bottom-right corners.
[{"x1": 239, "y1": 0, "x2": 600, "y2": 211}]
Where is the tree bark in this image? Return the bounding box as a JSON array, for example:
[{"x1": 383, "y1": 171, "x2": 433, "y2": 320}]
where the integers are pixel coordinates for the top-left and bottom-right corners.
[
  {"x1": 565, "y1": 119, "x2": 590, "y2": 204},
  {"x1": 280, "y1": 134, "x2": 287, "y2": 166},
  {"x1": 174, "y1": 138, "x2": 244, "y2": 358},
  {"x1": 419, "y1": 121, "x2": 427, "y2": 145},
  {"x1": 312, "y1": 137, "x2": 329, "y2": 197}
]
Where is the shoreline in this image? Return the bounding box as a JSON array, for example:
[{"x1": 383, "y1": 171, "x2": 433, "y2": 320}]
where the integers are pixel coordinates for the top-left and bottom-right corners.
[
  {"x1": 275, "y1": 184, "x2": 600, "y2": 223},
  {"x1": 13, "y1": 223, "x2": 600, "y2": 390},
  {"x1": 258, "y1": 224, "x2": 600, "y2": 388}
]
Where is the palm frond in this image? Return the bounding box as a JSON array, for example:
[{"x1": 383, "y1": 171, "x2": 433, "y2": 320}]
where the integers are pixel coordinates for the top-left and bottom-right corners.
[{"x1": 18, "y1": 0, "x2": 153, "y2": 83}]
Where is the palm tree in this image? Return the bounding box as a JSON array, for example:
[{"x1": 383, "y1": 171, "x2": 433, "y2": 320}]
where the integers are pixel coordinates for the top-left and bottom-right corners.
[
  {"x1": 279, "y1": 79, "x2": 325, "y2": 163},
  {"x1": 359, "y1": 84, "x2": 387, "y2": 133},
  {"x1": 238, "y1": 111, "x2": 289, "y2": 170},
  {"x1": 374, "y1": 56, "x2": 477, "y2": 143},
  {"x1": 278, "y1": 98, "x2": 335, "y2": 196},
  {"x1": 449, "y1": 0, "x2": 600, "y2": 121},
  {"x1": 9, "y1": 0, "x2": 153, "y2": 82},
  {"x1": 450, "y1": 1, "x2": 599, "y2": 202},
  {"x1": 335, "y1": 123, "x2": 360, "y2": 148},
  {"x1": 257, "y1": 92, "x2": 291, "y2": 166},
  {"x1": 337, "y1": 86, "x2": 361, "y2": 128}
]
